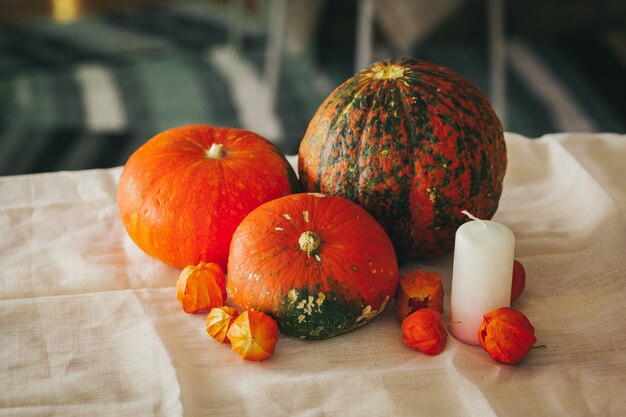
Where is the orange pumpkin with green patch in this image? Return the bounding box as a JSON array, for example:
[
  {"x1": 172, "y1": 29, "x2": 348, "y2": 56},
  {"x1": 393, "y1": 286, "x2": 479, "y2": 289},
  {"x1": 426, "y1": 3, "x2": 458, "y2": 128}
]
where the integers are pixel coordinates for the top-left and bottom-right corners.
[{"x1": 227, "y1": 193, "x2": 398, "y2": 339}]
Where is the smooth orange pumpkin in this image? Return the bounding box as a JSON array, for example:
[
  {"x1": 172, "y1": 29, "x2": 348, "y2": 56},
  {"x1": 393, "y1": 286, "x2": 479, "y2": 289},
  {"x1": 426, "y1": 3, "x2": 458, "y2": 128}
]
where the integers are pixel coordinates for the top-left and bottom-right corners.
[
  {"x1": 117, "y1": 125, "x2": 298, "y2": 270},
  {"x1": 227, "y1": 193, "x2": 399, "y2": 339}
]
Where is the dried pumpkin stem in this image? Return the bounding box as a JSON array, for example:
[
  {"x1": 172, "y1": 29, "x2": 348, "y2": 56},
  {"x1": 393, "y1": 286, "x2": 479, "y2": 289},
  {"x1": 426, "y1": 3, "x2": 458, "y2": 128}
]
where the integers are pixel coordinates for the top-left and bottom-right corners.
[
  {"x1": 372, "y1": 64, "x2": 405, "y2": 80},
  {"x1": 299, "y1": 231, "x2": 321, "y2": 257},
  {"x1": 205, "y1": 143, "x2": 226, "y2": 159}
]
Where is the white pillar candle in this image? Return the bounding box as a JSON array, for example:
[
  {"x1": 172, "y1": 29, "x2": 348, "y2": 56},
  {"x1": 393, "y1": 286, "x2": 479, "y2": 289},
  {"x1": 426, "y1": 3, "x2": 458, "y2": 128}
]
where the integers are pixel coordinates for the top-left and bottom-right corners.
[{"x1": 450, "y1": 211, "x2": 515, "y2": 345}]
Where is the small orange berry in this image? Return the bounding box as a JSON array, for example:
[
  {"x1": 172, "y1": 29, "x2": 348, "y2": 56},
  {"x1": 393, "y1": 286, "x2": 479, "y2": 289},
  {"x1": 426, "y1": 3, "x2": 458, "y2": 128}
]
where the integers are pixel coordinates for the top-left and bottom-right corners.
[
  {"x1": 176, "y1": 262, "x2": 226, "y2": 314},
  {"x1": 227, "y1": 310, "x2": 278, "y2": 361},
  {"x1": 511, "y1": 260, "x2": 526, "y2": 302},
  {"x1": 478, "y1": 307, "x2": 536, "y2": 365},
  {"x1": 395, "y1": 269, "x2": 444, "y2": 322},
  {"x1": 206, "y1": 306, "x2": 240, "y2": 343},
  {"x1": 401, "y1": 308, "x2": 447, "y2": 355}
]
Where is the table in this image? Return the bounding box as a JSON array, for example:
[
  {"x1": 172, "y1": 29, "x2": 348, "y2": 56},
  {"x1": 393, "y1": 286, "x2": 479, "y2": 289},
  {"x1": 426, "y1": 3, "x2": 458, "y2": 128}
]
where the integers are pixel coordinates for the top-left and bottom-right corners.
[{"x1": 2, "y1": 132, "x2": 625, "y2": 416}]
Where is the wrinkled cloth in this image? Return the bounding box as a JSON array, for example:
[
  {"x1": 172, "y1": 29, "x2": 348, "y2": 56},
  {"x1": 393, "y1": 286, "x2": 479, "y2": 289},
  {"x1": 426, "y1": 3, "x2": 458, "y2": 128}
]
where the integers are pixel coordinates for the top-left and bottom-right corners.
[{"x1": 1, "y1": 133, "x2": 625, "y2": 416}]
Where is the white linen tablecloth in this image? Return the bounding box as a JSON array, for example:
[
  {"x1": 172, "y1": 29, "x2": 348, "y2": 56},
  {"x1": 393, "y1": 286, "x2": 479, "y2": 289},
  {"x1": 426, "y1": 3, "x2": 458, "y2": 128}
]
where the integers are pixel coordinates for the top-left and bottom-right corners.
[{"x1": 1, "y1": 133, "x2": 625, "y2": 416}]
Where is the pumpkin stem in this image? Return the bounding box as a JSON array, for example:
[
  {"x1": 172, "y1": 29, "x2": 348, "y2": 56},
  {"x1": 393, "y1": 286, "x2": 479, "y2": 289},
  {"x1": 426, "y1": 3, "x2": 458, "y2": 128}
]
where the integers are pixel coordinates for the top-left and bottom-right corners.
[
  {"x1": 205, "y1": 143, "x2": 226, "y2": 159},
  {"x1": 299, "y1": 231, "x2": 321, "y2": 257},
  {"x1": 372, "y1": 64, "x2": 405, "y2": 80}
]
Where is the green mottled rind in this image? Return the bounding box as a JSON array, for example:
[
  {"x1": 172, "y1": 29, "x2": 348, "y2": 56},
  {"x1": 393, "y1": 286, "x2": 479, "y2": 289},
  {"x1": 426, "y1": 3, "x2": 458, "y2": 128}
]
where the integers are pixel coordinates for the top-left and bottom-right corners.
[
  {"x1": 298, "y1": 58, "x2": 506, "y2": 261},
  {"x1": 276, "y1": 288, "x2": 372, "y2": 340}
]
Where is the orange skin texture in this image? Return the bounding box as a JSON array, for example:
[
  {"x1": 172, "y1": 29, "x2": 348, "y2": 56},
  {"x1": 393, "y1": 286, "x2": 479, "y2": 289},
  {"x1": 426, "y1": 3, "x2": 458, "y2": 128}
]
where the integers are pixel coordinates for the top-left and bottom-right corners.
[
  {"x1": 401, "y1": 309, "x2": 447, "y2": 355},
  {"x1": 478, "y1": 307, "x2": 536, "y2": 365},
  {"x1": 227, "y1": 310, "x2": 279, "y2": 361},
  {"x1": 117, "y1": 124, "x2": 298, "y2": 270},
  {"x1": 206, "y1": 306, "x2": 240, "y2": 343},
  {"x1": 395, "y1": 269, "x2": 444, "y2": 322},
  {"x1": 176, "y1": 262, "x2": 227, "y2": 314},
  {"x1": 511, "y1": 260, "x2": 526, "y2": 303},
  {"x1": 227, "y1": 193, "x2": 399, "y2": 339}
]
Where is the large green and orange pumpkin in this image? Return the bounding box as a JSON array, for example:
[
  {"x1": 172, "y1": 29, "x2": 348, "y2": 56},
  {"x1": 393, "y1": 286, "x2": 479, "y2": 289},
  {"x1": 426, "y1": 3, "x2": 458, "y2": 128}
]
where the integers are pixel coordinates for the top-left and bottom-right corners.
[
  {"x1": 298, "y1": 58, "x2": 506, "y2": 260},
  {"x1": 117, "y1": 125, "x2": 298, "y2": 270},
  {"x1": 227, "y1": 193, "x2": 398, "y2": 339}
]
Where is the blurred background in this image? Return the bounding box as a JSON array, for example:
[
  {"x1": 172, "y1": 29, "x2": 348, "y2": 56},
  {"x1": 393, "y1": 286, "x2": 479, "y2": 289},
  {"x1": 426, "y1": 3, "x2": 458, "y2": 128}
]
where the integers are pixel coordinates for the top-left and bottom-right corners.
[{"x1": 1, "y1": 0, "x2": 625, "y2": 176}]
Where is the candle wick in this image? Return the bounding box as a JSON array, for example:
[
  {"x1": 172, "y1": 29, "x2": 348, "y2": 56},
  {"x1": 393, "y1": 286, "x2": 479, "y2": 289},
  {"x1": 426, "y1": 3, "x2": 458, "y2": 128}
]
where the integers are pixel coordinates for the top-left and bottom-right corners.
[{"x1": 461, "y1": 210, "x2": 487, "y2": 226}]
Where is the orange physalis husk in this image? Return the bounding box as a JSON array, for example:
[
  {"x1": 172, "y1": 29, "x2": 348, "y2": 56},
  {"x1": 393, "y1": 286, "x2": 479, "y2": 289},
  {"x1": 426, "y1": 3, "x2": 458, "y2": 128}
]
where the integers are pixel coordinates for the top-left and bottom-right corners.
[
  {"x1": 478, "y1": 307, "x2": 536, "y2": 365},
  {"x1": 227, "y1": 310, "x2": 278, "y2": 361},
  {"x1": 176, "y1": 262, "x2": 227, "y2": 314},
  {"x1": 206, "y1": 306, "x2": 240, "y2": 343},
  {"x1": 401, "y1": 308, "x2": 447, "y2": 355},
  {"x1": 395, "y1": 269, "x2": 444, "y2": 322},
  {"x1": 511, "y1": 260, "x2": 526, "y2": 302}
]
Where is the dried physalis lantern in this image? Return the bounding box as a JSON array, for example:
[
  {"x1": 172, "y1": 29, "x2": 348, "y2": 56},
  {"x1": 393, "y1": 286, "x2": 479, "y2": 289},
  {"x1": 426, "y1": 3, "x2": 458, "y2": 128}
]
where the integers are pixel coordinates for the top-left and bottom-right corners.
[
  {"x1": 176, "y1": 262, "x2": 227, "y2": 314},
  {"x1": 227, "y1": 310, "x2": 278, "y2": 361},
  {"x1": 395, "y1": 269, "x2": 444, "y2": 322},
  {"x1": 206, "y1": 306, "x2": 240, "y2": 343},
  {"x1": 511, "y1": 260, "x2": 526, "y2": 302},
  {"x1": 401, "y1": 308, "x2": 447, "y2": 356},
  {"x1": 478, "y1": 307, "x2": 536, "y2": 365}
]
